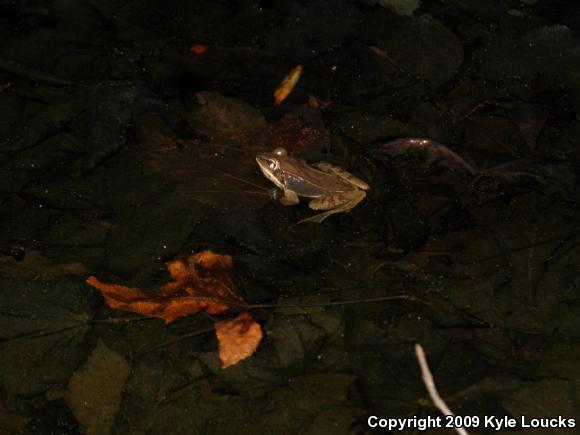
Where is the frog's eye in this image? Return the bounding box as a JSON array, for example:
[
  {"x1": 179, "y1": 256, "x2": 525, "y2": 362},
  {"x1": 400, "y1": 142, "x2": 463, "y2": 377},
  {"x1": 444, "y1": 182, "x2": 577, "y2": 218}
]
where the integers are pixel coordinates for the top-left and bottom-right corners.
[
  {"x1": 268, "y1": 159, "x2": 279, "y2": 170},
  {"x1": 273, "y1": 147, "x2": 287, "y2": 157}
]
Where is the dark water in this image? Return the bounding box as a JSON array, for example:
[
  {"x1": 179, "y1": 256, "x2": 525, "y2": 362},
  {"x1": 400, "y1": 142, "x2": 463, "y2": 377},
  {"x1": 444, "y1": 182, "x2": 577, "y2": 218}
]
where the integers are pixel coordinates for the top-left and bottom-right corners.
[{"x1": 1, "y1": 0, "x2": 579, "y2": 434}]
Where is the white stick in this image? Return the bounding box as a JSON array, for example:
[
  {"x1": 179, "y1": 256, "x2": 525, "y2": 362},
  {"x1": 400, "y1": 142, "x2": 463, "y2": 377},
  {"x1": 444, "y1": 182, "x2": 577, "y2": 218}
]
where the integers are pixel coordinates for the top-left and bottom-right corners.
[{"x1": 415, "y1": 343, "x2": 469, "y2": 435}]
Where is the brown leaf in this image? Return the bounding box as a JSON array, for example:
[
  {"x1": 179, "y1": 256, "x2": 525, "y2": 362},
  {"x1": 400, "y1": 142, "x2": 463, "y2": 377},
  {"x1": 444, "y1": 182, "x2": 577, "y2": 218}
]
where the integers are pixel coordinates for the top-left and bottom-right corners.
[
  {"x1": 268, "y1": 104, "x2": 331, "y2": 154},
  {"x1": 215, "y1": 312, "x2": 263, "y2": 368},
  {"x1": 86, "y1": 250, "x2": 245, "y2": 324},
  {"x1": 507, "y1": 102, "x2": 548, "y2": 150},
  {"x1": 464, "y1": 116, "x2": 526, "y2": 156},
  {"x1": 146, "y1": 92, "x2": 273, "y2": 208},
  {"x1": 191, "y1": 91, "x2": 269, "y2": 146},
  {"x1": 375, "y1": 137, "x2": 476, "y2": 175},
  {"x1": 145, "y1": 92, "x2": 335, "y2": 208},
  {"x1": 87, "y1": 251, "x2": 264, "y2": 368}
]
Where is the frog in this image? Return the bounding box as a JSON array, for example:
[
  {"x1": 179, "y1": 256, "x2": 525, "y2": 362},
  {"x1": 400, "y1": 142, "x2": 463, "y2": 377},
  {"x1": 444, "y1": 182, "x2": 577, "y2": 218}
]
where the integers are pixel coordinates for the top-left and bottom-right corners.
[{"x1": 256, "y1": 147, "x2": 369, "y2": 223}]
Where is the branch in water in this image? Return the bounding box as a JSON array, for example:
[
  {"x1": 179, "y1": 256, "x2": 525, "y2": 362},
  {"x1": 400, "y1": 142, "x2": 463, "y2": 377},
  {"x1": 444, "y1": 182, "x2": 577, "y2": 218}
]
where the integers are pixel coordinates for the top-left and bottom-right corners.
[{"x1": 415, "y1": 343, "x2": 469, "y2": 435}]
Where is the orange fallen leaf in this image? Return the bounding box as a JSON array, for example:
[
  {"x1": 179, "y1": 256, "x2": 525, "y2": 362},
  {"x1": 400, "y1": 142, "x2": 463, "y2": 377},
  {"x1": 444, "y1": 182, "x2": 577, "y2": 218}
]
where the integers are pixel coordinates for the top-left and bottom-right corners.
[
  {"x1": 215, "y1": 312, "x2": 263, "y2": 368},
  {"x1": 86, "y1": 250, "x2": 245, "y2": 324},
  {"x1": 190, "y1": 44, "x2": 207, "y2": 55},
  {"x1": 274, "y1": 64, "x2": 303, "y2": 106},
  {"x1": 87, "y1": 250, "x2": 264, "y2": 368}
]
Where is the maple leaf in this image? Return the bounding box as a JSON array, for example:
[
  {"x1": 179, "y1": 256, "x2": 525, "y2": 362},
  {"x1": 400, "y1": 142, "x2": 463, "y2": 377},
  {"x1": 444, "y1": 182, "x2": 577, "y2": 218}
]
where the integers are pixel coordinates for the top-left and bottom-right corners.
[
  {"x1": 86, "y1": 250, "x2": 264, "y2": 367},
  {"x1": 86, "y1": 251, "x2": 244, "y2": 324}
]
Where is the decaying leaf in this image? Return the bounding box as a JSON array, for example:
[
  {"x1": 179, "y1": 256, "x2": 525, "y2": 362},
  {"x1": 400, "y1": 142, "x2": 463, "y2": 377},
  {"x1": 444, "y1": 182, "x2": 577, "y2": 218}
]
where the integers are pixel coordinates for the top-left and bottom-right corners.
[
  {"x1": 370, "y1": 46, "x2": 402, "y2": 71},
  {"x1": 481, "y1": 159, "x2": 580, "y2": 200},
  {"x1": 373, "y1": 15, "x2": 463, "y2": 87},
  {"x1": 507, "y1": 102, "x2": 548, "y2": 149},
  {"x1": 269, "y1": 104, "x2": 330, "y2": 154},
  {"x1": 0, "y1": 276, "x2": 98, "y2": 399},
  {"x1": 146, "y1": 91, "x2": 336, "y2": 210},
  {"x1": 375, "y1": 137, "x2": 476, "y2": 175},
  {"x1": 376, "y1": 137, "x2": 579, "y2": 201},
  {"x1": 274, "y1": 65, "x2": 303, "y2": 106},
  {"x1": 67, "y1": 340, "x2": 130, "y2": 435},
  {"x1": 215, "y1": 312, "x2": 263, "y2": 368},
  {"x1": 86, "y1": 251, "x2": 244, "y2": 323},
  {"x1": 87, "y1": 250, "x2": 263, "y2": 368},
  {"x1": 146, "y1": 91, "x2": 274, "y2": 209},
  {"x1": 377, "y1": 0, "x2": 422, "y2": 17}
]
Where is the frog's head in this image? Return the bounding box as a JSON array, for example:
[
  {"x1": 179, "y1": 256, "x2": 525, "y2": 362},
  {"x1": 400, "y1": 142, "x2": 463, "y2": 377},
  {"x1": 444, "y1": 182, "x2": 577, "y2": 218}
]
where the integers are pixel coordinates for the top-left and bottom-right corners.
[{"x1": 256, "y1": 147, "x2": 288, "y2": 190}]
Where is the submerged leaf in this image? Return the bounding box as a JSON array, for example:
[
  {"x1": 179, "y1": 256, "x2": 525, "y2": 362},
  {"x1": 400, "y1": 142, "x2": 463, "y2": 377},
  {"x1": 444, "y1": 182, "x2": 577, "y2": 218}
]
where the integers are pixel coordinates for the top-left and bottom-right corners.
[
  {"x1": 502, "y1": 378, "x2": 577, "y2": 435},
  {"x1": 376, "y1": 15, "x2": 463, "y2": 87},
  {"x1": 0, "y1": 276, "x2": 98, "y2": 398},
  {"x1": 377, "y1": 137, "x2": 579, "y2": 202},
  {"x1": 481, "y1": 24, "x2": 580, "y2": 83},
  {"x1": 507, "y1": 102, "x2": 548, "y2": 150},
  {"x1": 147, "y1": 92, "x2": 273, "y2": 209},
  {"x1": 269, "y1": 104, "x2": 330, "y2": 154},
  {"x1": 377, "y1": 0, "x2": 422, "y2": 17},
  {"x1": 375, "y1": 137, "x2": 476, "y2": 174},
  {"x1": 481, "y1": 159, "x2": 580, "y2": 200},
  {"x1": 80, "y1": 81, "x2": 193, "y2": 174},
  {"x1": 67, "y1": 340, "x2": 130, "y2": 435},
  {"x1": 147, "y1": 93, "x2": 336, "y2": 209},
  {"x1": 86, "y1": 251, "x2": 245, "y2": 324},
  {"x1": 270, "y1": 314, "x2": 326, "y2": 367},
  {"x1": 87, "y1": 251, "x2": 263, "y2": 368},
  {"x1": 0, "y1": 100, "x2": 78, "y2": 152},
  {"x1": 215, "y1": 312, "x2": 263, "y2": 368},
  {"x1": 191, "y1": 91, "x2": 269, "y2": 143}
]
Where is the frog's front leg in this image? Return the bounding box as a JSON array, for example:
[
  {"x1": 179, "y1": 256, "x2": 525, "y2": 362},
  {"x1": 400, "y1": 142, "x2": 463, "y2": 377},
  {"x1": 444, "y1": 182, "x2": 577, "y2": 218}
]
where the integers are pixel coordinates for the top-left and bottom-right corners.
[
  {"x1": 312, "y1": 162, "x2": 369, "y2": 190},
  {"x1": 279, "y1": 189, "x2": 300, "y2": 206},
  {"x1": 299, "y1": 190, "x2": 366, "y2": 223}
]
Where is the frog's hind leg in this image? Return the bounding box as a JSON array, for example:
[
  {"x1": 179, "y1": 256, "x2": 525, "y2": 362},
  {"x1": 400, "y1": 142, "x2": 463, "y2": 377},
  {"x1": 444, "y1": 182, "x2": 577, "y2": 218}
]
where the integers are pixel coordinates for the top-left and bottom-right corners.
[
  {"x1": 299, "y1": 190, "x2": 366, "y2": 223},
  {"x1": 312, "y1": 162, "x2": 369, "y2": 190},
  {"x1": 298, "y1": 209, "x2": 342, "y2": 224}
]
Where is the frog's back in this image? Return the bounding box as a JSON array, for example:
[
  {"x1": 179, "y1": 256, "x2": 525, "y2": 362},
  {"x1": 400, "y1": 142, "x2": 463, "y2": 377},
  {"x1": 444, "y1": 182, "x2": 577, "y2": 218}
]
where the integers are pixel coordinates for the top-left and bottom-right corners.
[{"x1": 284, "y1": 160, "x2": 353, "y2": 197}]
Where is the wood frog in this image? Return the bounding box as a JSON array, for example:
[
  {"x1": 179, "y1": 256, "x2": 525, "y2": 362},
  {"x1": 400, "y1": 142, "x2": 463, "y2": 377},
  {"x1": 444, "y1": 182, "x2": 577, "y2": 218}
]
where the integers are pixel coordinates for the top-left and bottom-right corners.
[{"x1": 256, "y1": 147, "x2": 369, "y2": 223}]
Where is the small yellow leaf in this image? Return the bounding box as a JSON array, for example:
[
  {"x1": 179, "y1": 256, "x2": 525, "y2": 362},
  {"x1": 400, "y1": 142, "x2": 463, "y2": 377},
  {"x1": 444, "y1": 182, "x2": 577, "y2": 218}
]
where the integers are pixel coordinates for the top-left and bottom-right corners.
[{"x1": 274, "y1": 65, "x2": 303, "y2": 106}]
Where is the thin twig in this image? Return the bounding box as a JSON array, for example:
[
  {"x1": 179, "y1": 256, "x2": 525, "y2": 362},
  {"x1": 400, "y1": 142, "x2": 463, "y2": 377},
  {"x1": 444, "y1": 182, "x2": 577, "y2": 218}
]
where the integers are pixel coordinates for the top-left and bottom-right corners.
[
  {"x1": 0, "y1": 57, "x2": 72, "y2": 86},
  {"x1": 250, "y1": 294, "x2": 428, "y2": 309},
  {"x1": 92, "y1": 316, "x2": 159, "y2": 324},
  {"x1": 91, "y1": 294, "x2": 425, "y2": 312},
  {"x1": 415, "y1": 343, "x2": 469, "y2": 435}
]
